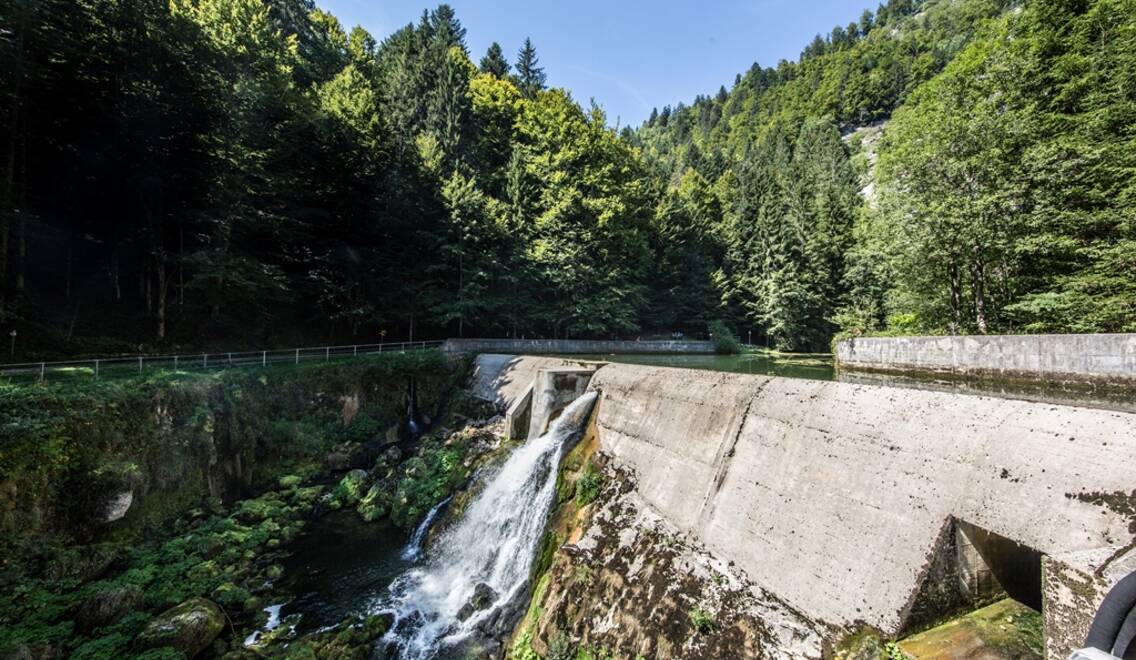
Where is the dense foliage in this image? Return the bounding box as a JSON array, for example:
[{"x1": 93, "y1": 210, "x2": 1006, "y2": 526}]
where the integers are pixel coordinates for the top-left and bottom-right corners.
[
  {"x1": 1, "y1": 0, "x2": 1132, "y2": 355},
  {"x1": 0, "y1": 0, "x2": 657, "y2": 354},
  {"x1": 635, "y1": 0, "x2": 1135, "y2": 346}
]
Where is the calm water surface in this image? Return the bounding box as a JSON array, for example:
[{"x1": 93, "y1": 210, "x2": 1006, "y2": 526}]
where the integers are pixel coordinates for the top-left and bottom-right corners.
[{"x1": 559, "y1": 351, "x2": 835, "y2": 381}]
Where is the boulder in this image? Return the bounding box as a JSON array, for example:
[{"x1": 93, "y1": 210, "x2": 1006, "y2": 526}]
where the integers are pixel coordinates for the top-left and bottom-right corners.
[
  {"x1": 457, "y1": 583, "x2": 498, "y2": 622},
  {"x1": 75, "y1": 586, "x2": 143, "y2": 631},
  {"x1": 325, "y1": 442, "x2": 367, "y2": 472},
  {"x1": 100, "y1": 490, "x2": 133, "y2": 523},
  {"x1": 137, "y1": 597, "x2": 225, "y2": 658}
]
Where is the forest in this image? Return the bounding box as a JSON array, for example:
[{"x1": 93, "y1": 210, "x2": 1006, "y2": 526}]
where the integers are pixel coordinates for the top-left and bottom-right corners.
[{"x1": 0, "y1": 0, "x2": 1133, "y2": 355}]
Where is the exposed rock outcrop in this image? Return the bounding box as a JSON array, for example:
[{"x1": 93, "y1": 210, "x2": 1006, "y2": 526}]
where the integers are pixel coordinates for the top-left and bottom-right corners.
[{"x1": 137, "y1": 597, "x2": 225, "y2": 657}]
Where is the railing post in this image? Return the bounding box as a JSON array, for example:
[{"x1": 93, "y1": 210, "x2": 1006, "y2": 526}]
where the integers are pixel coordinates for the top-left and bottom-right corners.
[
  {"x1": 227, "y1": 352, "x2": 232, "y2": 365},
  {"x1": 40, "y1": 362, "x2": 45, "y2": 382},
  {"x1": 353, "y1": 345, "x2": 357, "y2": 357},
  {"x1": 95, "y1": 359, "x2": 99, "y2": 380},
  {"x1": 203, "y1": 354, "x2": 207, "y2": 369},
  {"x1": 262, "y1": 351, "x2": 267, "y2": 366},
  {"x1": 325, "y1": 346, "x2": 329, "y2": 362},
  {"x1": 174, "y1": 355, "x2": 179, "y2": 370},
  {"x1": 295, "y1": 348, "x2": 299, "y2": 364},
  {"x1": 139, "y1": 356, "x2": 143, "y2": 374}
]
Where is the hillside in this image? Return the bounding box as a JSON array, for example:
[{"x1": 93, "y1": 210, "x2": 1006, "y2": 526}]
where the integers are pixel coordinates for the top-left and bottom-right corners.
[
  {"x1": 634, "y1": 0, "x2": 1135, "y2": 348},
  {"x1": 0, "y1": 0, "x2": 1132, "y2": 356}
]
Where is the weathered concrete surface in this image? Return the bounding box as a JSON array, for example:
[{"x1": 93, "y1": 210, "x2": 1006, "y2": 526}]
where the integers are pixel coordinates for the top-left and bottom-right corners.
[
  {"x1": 504, "y1": 383, "x2": 533, "y2": 441},
  {"x1": 468, "y1": 354, "x2": 599, "y2": 410},
  {"x1": 836, "y1": 333, "x2": 1136, "y2": 385},
  {"x1": 585, "y1": 364, "x2": 1136, "y2": 659},
  {"x1": 527, "y1": 368, "x2": 598, "y2": 440},
  {"x1": 445, "y1": 338, "x2": 715, "y2": 356}
]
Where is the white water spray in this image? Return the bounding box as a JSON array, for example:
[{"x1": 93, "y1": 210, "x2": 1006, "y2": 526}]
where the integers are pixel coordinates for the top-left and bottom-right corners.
[
  {"x1": 375, "y1": 391, "x2": 598, "y2": 659},
  {"x1": 401, "y1": 495, "x2": 452, "y2": 562}
]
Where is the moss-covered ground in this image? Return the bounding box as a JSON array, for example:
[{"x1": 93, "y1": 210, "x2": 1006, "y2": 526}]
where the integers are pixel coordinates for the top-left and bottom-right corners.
[{"x1": 0, "y1": 350, "x2": 490, "y2": 658}]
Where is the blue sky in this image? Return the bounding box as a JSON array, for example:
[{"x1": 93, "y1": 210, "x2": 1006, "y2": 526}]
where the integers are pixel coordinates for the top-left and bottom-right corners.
[{"x1": 316, "y1": 0, "x2": 874, "y2": 127}]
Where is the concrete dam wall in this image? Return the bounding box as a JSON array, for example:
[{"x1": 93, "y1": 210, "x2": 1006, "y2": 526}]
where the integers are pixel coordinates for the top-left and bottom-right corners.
[{"x1": 472, "y1": 355, "x2": 1136, "y2": 658}]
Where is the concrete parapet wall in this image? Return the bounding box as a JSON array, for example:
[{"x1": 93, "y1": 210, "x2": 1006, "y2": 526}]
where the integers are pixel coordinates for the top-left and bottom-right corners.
[
  {"x1": 444, "y1": 338, "x2": 715, "y2": 355},
  {"x1": 587, "y1": 363, "x2": 1136, "y2": 658},
  {"x1": 835, "y1": 333, "x2": 1136, "y2": 384}
]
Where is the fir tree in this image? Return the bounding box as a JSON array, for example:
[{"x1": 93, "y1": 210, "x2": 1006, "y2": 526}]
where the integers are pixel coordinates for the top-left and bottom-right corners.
[
  {"x1": 514, "y1": 37, "x2": 546, "y2": 99},
  {"x1": 479, "y1": 42, "x2": 510, "y2": 77}
]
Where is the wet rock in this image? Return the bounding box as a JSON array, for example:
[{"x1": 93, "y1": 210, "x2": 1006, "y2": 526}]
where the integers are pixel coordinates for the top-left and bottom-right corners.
[
  {"x1": 137, "y1": 597, "x2": 225, "y2": 658},
  {"x1": 457, "y1": 583, "x2": 498, "y2": 622},
  {"x1": 100, "y1": 490, "x2": 133, "y2": 523},
  {"x1": 75, "y1": 586, "x2": 143, "y2": 631},
  {"x1": 325, "y1": 442, "x2": 367, "y2": 472}
]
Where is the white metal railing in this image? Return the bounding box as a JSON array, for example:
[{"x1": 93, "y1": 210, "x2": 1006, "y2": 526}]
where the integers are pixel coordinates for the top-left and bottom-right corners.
[{"x1": 0, "y1": 341, "x2": 445, "y2": 382}]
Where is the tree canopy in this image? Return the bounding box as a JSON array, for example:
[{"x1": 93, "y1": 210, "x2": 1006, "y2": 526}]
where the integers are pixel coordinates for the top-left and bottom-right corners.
[{"x1": 0, "y1": 0, "x2": 1132, "y2": 357}]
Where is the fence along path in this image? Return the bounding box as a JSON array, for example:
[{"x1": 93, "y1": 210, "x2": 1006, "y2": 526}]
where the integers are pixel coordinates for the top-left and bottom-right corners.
[{"x1": 0, "y1": 341, "x2": 444, "y2": 382}]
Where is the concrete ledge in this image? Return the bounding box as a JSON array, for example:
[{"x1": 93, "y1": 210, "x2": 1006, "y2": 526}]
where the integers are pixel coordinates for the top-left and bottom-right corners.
[
  {"x1": 469, "y1": 354, "x2": 599, "y2": 409},
  {"x1": 835, "y1": 334, "x2": 1136, "y2": 386},
  {"x1": 444, "y1": 338, "x2": 715, "y2": 355}
]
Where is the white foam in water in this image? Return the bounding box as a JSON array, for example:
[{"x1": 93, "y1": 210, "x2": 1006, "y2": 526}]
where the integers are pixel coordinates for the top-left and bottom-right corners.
[
  {"x1": 243, "y1": 603, "x2": 285, "y2": 647},
  {"x1": 401, "y1": 495, "x2": 452, "y2": 562},
  {"x1": 375, "y1": 392, "x2": 598, "y2": 659}
]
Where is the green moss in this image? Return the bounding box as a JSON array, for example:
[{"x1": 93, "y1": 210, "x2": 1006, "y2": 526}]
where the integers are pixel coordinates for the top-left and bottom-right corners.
[
  {"x1": 531, "y1": 531, "x2": 563, "y2": 584},
  {"x1": 688, "y1": 607, "x2": 715, "y2": 634},
  {"x1": 575, "y1": 462, "x2": 602, "y2": 506}
]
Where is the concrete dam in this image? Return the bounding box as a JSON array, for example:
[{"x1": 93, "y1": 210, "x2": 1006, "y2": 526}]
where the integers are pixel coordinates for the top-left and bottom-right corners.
[{"x1": 470, "y1": 354, "x2": 1136, "y2": 659}]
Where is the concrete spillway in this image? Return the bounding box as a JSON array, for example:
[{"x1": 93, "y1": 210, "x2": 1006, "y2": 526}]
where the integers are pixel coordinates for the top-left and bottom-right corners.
[{"x1": 472, "y1": 355, "x2": 1136, "y2": 659}]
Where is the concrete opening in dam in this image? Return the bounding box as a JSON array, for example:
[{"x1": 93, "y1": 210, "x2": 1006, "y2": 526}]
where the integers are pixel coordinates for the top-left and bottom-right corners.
[{"x1": 906, "y1": 517, "x2": 1045, "y2": 633}]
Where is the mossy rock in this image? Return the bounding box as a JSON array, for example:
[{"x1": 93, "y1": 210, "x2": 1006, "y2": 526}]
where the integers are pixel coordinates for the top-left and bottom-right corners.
[
  {"x1": 137, "y1": 597, "x2": 225, "y2": 658},
  {"x1": 74, "y1": 585, "x2": 144, "y2": 632}
]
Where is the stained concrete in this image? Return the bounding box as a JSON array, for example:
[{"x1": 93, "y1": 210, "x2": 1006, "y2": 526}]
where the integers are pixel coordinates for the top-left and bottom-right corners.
[
  {"x1": 836, "y1": 334, "x2": 1136, "y2": 385},
  {"x1": 469, "y1": 354, "x2": 599, "y2": 409},
  {"x1": 474, "y1": 356, "x2": 1136, "y2": 658},
  {"x1": 586, "y1": 364, "x2": 1136, "y2": 659},
  {"x1": 527, "y1": 368, "x2": 598, "y2": 440}
]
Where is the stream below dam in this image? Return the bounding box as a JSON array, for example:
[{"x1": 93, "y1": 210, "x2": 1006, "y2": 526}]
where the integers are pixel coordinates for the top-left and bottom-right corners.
[{"x1": 250, "y1": 392, "x2": 599, "y2": 658}]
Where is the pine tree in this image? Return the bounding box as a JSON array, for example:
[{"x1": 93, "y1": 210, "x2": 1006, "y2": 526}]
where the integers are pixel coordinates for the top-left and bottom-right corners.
[
  {"x1": 479, "y1": 42, "x2": 510, "y2": 77},
  {"x1": 514, "y1": 37, "x2": 546, "y2": 99}
]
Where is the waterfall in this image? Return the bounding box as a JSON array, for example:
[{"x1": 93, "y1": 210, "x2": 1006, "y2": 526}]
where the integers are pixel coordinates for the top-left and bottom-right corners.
[
  {"x1": 400, "y1": 495, "x2": 452, "y2": 562},
  {"x1": 375, "y1": 391, "x2": 598, "y2": 659}
]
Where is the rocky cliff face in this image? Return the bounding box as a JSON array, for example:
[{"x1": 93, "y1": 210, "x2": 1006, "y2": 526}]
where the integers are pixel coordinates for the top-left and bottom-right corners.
[{"x1": 518, "y1": 465, "x2": 825, "y2": 659}]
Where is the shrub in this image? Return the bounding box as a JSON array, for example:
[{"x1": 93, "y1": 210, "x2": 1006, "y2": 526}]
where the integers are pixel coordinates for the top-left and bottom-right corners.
[
  {"x1": 689, "y1": 607, "x2": 715, "y2": 634},
  {"x1": 575, "y1": 462, "x2": 602, "y2": 506},
  {"x1": 708, "y1": 320, "x2": 740, "y2": 354}
]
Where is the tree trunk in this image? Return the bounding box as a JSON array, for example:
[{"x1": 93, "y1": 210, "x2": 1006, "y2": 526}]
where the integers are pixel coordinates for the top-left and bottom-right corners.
[
  {"x1": 15, "y1": 215, "x2": 24, "y2": 293},
  {"x1": 177, "y1": 218, "x2": 184, "y2": 306},
  {"x1": 1, "y1": 5, "x2": 28, "y2": 322},
  {"x1": 971, "y1": 244, "x2": 988, "y2": 335},
  {"x1": 144, "y1": 261, "x2": 152, "y2": 313},
  {"x1": 111, "y1": 248, "x2": 121, "y2": 300},
  {"x1": 156, "y1": 253, "x2": 166, "y2": 340},
  {"x1": 947, "y1": 259, "x2": 963, "y2": 335},
  {"x1": 64, "y1": 236, "x2": 72, "y2": 299}
]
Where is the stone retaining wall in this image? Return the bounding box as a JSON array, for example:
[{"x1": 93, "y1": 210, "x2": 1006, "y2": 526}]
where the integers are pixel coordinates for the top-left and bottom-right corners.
[{"x1": 836, "y1": 333, "x2": 1136, "y2": 385}]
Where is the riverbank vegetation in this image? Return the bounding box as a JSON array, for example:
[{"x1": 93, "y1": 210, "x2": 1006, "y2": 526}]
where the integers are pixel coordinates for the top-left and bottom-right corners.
[
  {"x1": 0, "y1": 351, "x2": 506, "y2": 657},
  {"x1": 2, "y1": 0, "x2": 1132, "y2": 356}
]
